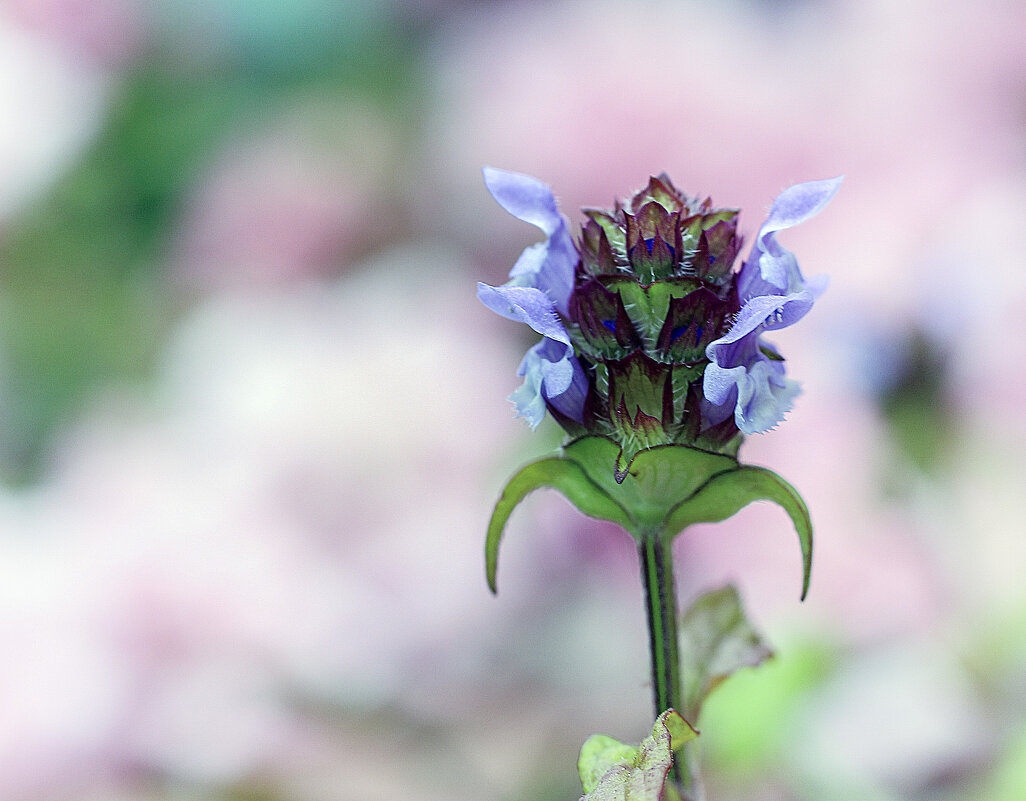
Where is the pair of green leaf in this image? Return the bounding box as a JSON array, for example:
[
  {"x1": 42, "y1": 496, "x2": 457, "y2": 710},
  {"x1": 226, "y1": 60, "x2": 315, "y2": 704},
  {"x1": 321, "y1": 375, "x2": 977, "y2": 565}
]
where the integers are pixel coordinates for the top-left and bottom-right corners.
[{"x1": 486, "y1": 436, "x2": 812, "y2": 599}]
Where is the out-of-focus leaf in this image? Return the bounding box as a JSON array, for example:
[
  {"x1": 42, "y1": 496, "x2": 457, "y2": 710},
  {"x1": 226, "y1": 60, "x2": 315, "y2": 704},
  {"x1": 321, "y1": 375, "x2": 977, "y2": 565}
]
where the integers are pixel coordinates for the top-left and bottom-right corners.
[
  {"x1": 678, "y1": 586, "x2": 773, "y2": 723},
  {"x1": 985, "y1": 723, "x2": 1026, "y2": 801},
  {"x1": 700, "y1": 637, "x2": 837, "y2": 773},
  {"x1": 578, "y1": 710, "x2": 698, "y2": 800}
]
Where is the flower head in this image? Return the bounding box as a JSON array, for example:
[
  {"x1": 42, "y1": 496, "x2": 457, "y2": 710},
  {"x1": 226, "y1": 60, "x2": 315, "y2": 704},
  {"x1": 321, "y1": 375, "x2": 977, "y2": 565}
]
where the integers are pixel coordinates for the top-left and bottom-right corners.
[{"x1": 480, "y1": 168, "x2": 840, "y2": 473}]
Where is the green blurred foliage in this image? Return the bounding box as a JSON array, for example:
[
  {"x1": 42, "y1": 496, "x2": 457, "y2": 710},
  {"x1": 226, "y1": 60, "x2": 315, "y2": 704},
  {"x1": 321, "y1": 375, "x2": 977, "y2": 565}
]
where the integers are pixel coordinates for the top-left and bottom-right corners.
[
  {"x1": 984, "y1": 725, "x2": 1026, "y2": 801},
  {"x1": 700, "y1": 637, "x2": 839, "y2": 778},
  {"x1": 0, "y1": 5, "x2": 422, "y2": 484},
  {"x1": 878, "y1": 328, "x2": 953, "y2": 480}
]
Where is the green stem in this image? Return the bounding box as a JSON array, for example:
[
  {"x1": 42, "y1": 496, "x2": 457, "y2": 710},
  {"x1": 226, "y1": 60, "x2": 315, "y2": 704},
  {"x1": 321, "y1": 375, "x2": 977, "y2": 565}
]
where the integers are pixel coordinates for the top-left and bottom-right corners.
[
  {"x1": 639, "y1": 534, "x2": 680, "y2": 722},
  {"x1": 639, "y1": 532, "x2": 702, "y2": 801}
]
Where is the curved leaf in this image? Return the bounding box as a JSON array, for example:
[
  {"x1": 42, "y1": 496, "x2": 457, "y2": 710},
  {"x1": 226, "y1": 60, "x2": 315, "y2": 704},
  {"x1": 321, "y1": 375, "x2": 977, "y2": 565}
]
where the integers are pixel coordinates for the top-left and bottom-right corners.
[
  {"x1": 663, "y1": 466, "x2": 813, "y2": 599},
  {"x1": 485, "y1": 456, "x2": 633, "y2": 593}
]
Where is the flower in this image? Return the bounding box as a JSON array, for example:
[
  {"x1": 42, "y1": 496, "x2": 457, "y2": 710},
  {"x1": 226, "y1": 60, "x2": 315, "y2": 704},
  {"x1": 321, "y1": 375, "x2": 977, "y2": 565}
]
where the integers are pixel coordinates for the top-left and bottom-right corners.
[
  {"x1": 704, "y1": 177, "x2": 842, "y2": 433},
  {"x1": 479, "y1": 168, "x2": 840, "y2": 467},
  {"x1": 476, "y1": 167, "x2": 587, "y2": 427}
]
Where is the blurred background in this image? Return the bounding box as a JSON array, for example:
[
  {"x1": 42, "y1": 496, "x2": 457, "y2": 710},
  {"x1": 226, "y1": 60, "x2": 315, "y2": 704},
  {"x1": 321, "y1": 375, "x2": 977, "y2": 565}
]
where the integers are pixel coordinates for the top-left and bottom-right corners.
[{"x1": 1, "y1": 0, "x2": 1025, "y2": 799}]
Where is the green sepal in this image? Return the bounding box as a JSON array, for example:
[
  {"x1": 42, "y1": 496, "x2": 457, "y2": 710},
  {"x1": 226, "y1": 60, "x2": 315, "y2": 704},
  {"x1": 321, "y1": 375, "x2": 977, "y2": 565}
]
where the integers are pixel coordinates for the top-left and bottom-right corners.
[
  {"x1": 486, "y1": 437, "x2": 813, "y2": 599},
  {"x1": 563, "y1": 437, "x2": 738, "y2": 528},
  {"x1": 578, "y1": 709, "x2": 698, "y2": 800},
  {"x1": 485, "y1": 453, "x2": 633, "y2": 593}
]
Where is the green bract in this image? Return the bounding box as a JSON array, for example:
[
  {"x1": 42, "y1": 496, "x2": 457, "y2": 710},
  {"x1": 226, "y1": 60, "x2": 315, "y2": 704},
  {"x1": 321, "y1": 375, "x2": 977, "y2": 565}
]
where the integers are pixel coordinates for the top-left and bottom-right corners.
[{"x1": 486, "y1": 437, "x2": 813, "y2": 599}]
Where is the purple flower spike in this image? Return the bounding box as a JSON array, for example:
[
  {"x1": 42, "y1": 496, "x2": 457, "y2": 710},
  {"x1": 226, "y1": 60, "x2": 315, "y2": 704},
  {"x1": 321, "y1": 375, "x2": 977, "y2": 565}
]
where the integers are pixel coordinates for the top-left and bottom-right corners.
[
  {"x1": 481, "y1": 167, "x2": 578, "y2": 315},
  {"x1": 480, "y1": 168, "x2": 839, "y2": 447}
]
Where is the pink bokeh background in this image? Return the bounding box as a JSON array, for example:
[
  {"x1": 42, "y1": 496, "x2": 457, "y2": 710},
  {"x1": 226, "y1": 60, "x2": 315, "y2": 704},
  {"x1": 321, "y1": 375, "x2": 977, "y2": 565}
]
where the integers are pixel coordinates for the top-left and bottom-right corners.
[{"x1": 1, "y1": 0, "x2": 1025, "y2": 798}]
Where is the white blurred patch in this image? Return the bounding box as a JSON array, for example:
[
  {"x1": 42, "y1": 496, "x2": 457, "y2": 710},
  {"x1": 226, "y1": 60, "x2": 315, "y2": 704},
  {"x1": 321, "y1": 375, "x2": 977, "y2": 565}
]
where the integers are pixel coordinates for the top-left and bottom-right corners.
[{"x1": 0, "y1": 13, "x2": 110, "y2": 220}]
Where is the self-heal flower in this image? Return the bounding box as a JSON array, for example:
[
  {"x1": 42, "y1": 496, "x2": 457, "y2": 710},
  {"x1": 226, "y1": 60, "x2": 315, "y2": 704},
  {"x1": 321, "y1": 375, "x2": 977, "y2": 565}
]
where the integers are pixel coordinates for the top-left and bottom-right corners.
[{"x1": 479, "y1": 166, "x2": 577, "y2": 313}]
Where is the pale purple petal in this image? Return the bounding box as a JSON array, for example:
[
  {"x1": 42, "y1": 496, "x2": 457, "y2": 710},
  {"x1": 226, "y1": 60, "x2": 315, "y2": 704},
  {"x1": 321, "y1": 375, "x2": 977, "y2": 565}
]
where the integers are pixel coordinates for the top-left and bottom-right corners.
[
  {"x1": 734, "y1": 357, "x2": 800, "y2": 433},
  {"x1": 740, "y1": 176, "x2": 842, "y2": 298},
  {"x1": 482, "y1": 166, "x2": 564, "y2": 234},
  {"x1": 521, "y1": 337, "x2": 588, "y2": 420},
  {"x1": 510, "y1": 337, "x2": 588, "y2": 428},
  {"x1": 482, "y1": 166, "x2": 577, "y2": 314},
  {"x1": 703, "y1": 361, "x2": 746, "y2": 409},
  {"x1": 704, "y1": 322, "x2": 757, "y2": 410},
  {"x1": 476, "y1": 283, "x2": 571, "y2": 344},
  {"x1": 704, "y1": 176, "x2": 839, "y2": 433},
  {"x1": 761, "y1": 177, "x2": 844, "y2": 236},
  {"x1": 509, "y1": 345, "x2": 548, "y2": 427},
  {"x1": 704, "y1": 327, "x2": 800, "y2": 434},
  {"x1": 705, "y1": 293, "x2": 817, "y2": 368},
  {"x1": 477, "y1": 279, "x2": 586, "y2": 428}
]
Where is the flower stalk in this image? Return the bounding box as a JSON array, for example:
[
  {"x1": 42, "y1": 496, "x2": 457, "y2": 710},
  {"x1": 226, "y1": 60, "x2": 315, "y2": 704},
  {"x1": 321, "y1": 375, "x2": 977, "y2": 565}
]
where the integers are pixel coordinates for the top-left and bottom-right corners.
[
  {"x1": 640, "y1": 533, "x2": 680, "y2": 725},
  {"x1": 640, "y1": 531, "x2": 708, "y2": 801},
  {"x1": 639, "y1": 533, "x2": 685, "y2": 793}
]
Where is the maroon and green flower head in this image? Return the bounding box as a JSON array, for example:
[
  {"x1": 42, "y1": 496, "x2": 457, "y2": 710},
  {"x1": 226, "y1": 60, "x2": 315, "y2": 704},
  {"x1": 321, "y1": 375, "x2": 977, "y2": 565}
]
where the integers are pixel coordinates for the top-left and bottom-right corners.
[{"x1": 478, "y1": 168, "x2": 841, "y2": 478}]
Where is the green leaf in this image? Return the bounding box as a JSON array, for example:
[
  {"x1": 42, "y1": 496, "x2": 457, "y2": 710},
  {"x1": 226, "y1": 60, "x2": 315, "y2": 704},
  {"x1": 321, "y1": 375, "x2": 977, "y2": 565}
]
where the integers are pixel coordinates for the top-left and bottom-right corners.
[
  {"x1": 660, "y1": 709, "x2": 700, "y2": 752},
  {"x1": 485, "y1": 455, "x2": 632, "y2": 593},
  {"x1": 663, "y1": 466, "x2": 814, "y2": 599},
  {"x1": 678, "y1": 586, "x2": 773, "y2": 723},
  {"x1": 578, "y1": 710, "x2": 698, "y2": 801},
  {"x1": 578, "y1": 736, "x2": 641, "y2": 795}
]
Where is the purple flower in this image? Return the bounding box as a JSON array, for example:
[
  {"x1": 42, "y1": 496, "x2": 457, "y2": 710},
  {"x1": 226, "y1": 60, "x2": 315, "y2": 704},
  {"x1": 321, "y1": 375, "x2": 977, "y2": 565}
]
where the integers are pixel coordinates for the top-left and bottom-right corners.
[
  {"x1": 703, "y1": 177, "x2": 842, "y2": 433},
  {"x1": 477, "y1": 167, "x2": 587, "y2": 427}
]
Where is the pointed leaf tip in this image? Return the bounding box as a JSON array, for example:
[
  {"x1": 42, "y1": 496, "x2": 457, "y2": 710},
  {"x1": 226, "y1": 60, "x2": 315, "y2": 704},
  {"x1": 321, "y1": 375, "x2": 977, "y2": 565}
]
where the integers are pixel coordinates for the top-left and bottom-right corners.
[
  {"x1": 485, "y1": 455, "x2": 633, "y2": 593},
  {"x1": 662, "y1": 466, "x2": 813, "y2": 600},
  {"x1": 657, "y1": 709, "x2": 699, "y2": 751}
]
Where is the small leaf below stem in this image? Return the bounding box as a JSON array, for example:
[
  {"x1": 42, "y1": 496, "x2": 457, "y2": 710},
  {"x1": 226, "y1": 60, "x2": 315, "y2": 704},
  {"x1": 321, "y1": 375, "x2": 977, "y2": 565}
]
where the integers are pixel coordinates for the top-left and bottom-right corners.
[{"x1": 578, "y1": 710, "x2": 698, "y2": 801}]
